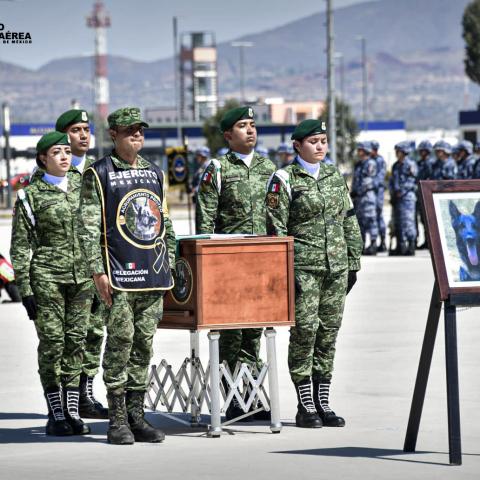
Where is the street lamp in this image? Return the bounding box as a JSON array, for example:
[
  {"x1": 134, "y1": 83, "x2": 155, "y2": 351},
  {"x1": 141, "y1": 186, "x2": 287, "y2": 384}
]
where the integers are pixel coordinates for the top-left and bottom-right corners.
[
  {"x1": 231, "y1": 41, "x2": 254, "y2": 103},
  {"x1": 356, "y1": 35, "x2": 368, "y2": 132},
  {"x1": 2, "y1": 102, "x2": 12, "y2": 209},
  {"x1": 326, "y1": 0, "x2": 336, "y2": 165},
  {"x1": 335, "y1": 52, "x2": 345, "y2": 164}
]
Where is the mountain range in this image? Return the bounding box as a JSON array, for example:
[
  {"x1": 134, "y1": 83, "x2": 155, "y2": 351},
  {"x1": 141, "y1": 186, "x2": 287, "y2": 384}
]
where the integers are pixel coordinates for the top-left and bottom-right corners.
[{"x1": 0, "y1": 0, "x2": 476, "y2": 129}]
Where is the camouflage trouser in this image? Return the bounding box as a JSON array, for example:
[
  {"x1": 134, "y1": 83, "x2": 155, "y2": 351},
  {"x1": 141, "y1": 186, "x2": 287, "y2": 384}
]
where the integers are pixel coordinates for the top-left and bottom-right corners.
[
  {"x1": 289, "y1": 269, "x2": 348, "y2": 384},
  {"x1": 377, "y1": 187, "x2": 386, "y2": 238},
  {"x1": 82, "y1": 304, "x2": 105, "y2": 377},
  {"x1": 32, "y1": 280, "x2": 93, "y2": 389},
  {"x1": 355, "y1": 191, "x2": 378, "y2": 242},
  {"x1": 398, "y1": 191, "x2": 417, "y2": 242},
  {"x1": 219, "y1": 329, "x2": 263, "y2": 372},
  {"x1": 103, "y1": 290, "x2": 163, "y2": 392}
]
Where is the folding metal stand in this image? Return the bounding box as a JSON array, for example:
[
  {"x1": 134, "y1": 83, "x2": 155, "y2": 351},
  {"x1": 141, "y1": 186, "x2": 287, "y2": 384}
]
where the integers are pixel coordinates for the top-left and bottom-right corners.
[{"x1": 146, "y1": 327, "x2": 282, "y2": 437}]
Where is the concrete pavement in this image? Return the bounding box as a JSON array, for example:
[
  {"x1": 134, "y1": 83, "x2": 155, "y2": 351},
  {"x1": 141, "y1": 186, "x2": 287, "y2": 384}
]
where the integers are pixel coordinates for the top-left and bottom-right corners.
[{"x1": 0, "y1": 215, "x2": 479, "y2": 479}]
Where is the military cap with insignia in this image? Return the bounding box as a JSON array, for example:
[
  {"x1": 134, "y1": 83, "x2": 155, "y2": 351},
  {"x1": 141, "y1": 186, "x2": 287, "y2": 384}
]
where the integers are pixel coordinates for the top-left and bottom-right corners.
[
  {"x1": 55, "y1": 109, "x2": 90, "y2": 132},
  {"x1": 108, "y1": 107, "x2": 149, "y2": 129},
  {"x1": 220, "y1": 106, "x2": 255, "y2": 132},
  {"x1": 36, "y1": 131, "x2": 70, "y2": 153},
  {"x1": 291, "y1": 119, "x2": 327, "y2": 141}
]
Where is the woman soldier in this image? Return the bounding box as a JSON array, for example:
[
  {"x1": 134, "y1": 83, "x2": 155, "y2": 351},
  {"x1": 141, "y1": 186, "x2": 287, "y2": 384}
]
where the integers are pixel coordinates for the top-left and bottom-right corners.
[
  {"x1": 266, "y1": 119, "x2": 363, "y2": 428},
  {"x1": 10, "y1": 131, "x2": 93, "y2": 436}
]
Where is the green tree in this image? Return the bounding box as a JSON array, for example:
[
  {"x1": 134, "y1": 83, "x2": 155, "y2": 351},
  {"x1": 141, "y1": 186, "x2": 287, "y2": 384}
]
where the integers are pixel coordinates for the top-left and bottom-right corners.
[
  {"x1": 202, "y1": 99, "x2": 240, "y2": 154},
  {"x1": 320, "y1": 98, "x2": 359, "y2": 167},
  {"x1": 463, "y1": 1, "x2": 480, "y2": 89}
]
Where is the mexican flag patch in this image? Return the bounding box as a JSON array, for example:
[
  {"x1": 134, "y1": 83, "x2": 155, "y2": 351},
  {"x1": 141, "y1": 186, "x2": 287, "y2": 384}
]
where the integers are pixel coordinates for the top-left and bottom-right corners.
[{"x1": 125, "y1": 262, "x2": 136, "y2": 269}]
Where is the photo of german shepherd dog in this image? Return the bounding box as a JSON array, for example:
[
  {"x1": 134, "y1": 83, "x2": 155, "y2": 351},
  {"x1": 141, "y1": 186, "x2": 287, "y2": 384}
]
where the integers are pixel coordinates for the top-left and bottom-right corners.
[{"x1": 448, "y1": 200, "x2": 480, "y2": 281}]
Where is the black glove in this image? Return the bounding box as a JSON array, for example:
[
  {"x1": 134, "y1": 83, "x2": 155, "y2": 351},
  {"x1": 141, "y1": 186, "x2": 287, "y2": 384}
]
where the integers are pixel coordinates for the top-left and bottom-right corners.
[
  {"x1": 346, "y1": 271, "x2": 357, "y2": 295},
  {"x1": 91, "y1": 294, "x2": 101, "y2": 314},
  {"x1": 22, "y1": 295, "x2": 37, "y2": 320}
]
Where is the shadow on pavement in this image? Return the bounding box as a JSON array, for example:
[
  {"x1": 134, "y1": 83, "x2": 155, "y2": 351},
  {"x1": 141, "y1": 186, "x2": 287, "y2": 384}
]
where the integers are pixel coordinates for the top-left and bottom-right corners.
[
  {"x1": 271, "y1": 446, "x2": 480, "y2": 466},
  {"x1": 0, "y1": 417, "x2": 107, "y2": 444},
  {"x1": 0, "y1": 412, "x2": 47, "y2": 420}
]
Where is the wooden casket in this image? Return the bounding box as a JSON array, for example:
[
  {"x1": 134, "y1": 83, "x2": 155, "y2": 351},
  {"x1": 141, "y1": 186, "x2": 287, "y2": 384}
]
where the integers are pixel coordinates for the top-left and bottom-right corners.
[{"x1": 159, "y1": 235, "x2": 295, "y2": 330}]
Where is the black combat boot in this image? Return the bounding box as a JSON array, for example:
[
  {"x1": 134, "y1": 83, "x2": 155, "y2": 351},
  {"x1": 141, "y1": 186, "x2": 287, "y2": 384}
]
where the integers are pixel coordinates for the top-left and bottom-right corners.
[
  {"x1": 378, "y1": 237, "x2": 387, "y2": 253},
  {"x1": 363, "y1": 243, "x2": 377, "y2": 256},
  {"x1": 63, "y1": 387, "x2": 90, "y2": 435},
  {"x1": 44, "y1": 387, "x2": 73, "y2": 436},
  {"x1": 294, "y1": 379, "x2": 322, "y2": 428},
  {"x1": 312, "y1": 379, "x2": 345, "y2": 427},
  {"x1": 79, "y1": 373, "x2": 109, "y2": 419},
  {"x1": 406, "y1": 240, "x2": 416, "y2": 256},
  {"x1": 126, "y1": 390, "x2": 165, "y2": 443},
  {"x1": 106, "y1": 389, "x2": 135, "y2": 445}
]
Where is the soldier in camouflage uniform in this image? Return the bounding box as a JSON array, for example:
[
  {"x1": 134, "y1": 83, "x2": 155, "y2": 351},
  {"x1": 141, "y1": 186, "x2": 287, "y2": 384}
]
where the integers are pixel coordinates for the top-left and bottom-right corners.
[
  {"x1": 351, "y1": 141, "x2": 378, "y2": 255},
  {"x1": 370, "y1": 140, "x2": 387, "y2": 252},
  {"x1": 390, "y1": 141, "x2": 418, "y2": 256},
  {"x1": 415, "y1": 140, "x2": 433, "y2": 249},
  {"x1": 78, "y1": 107, "x2": 176, "y2": 445},
  {"x1": 266, "y1": 119, "x2": 363, "y2": 428},
  {"x1": 55, "y1": 109, "x2": 108, "y2": 419},
  {"x1": 454, "y1": 140, "x2": 476, "y2": 179},
  {"x1": 195, "y1": 106, "x2": 276, "y2": 421},
  {"x1": 10, "y1": 131, "x2": 93, "y2": 437},
  {"x1": 431, "y1": 140, "x2": 457, "y2": 180}
]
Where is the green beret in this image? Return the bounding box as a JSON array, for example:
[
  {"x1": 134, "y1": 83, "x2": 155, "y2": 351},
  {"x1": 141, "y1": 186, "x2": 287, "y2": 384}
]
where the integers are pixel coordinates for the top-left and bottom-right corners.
[
  {"x1": 108, "y1": 107, "x2": 149, "y2": 129},
  {"x1": 220, "y1": 106, "x2": 255, "y2": 132},
  {"x1": 36, "y1": 131, "x2": 70, "y2": 154},
  {"x1": 291, "y1": 119, "x2": 327, "y2": 141},
  {"x1": 55, "y1": 109, "x2": 90, "y2": 132}
]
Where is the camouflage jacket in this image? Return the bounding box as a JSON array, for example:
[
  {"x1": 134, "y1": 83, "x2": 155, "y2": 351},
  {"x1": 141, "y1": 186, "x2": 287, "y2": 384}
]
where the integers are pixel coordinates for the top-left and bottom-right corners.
[
  {"x1": 10, "y1": 171, "x2": 90, "y2": 297},
  {"x1": 266, "y1": 158, "x2": 363, "y2": 272},
  {"x1": 195, "y1": 150, "x2": 276, "y2": 234},
  {"x1": 77, "y1": 151, "x2": 176, "y2": 276}
]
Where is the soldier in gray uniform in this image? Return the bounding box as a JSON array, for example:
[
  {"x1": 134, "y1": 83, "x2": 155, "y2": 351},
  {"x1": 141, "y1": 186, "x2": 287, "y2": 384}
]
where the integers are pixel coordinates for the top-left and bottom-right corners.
[{"x1": 431, "y1": 141, "x2": 457, "y2": 180}]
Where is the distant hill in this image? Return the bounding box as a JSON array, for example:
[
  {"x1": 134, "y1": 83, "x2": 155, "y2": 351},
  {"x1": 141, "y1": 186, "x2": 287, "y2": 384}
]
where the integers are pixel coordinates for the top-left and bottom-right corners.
[{"x1": 0, "y1": 0, "x2": 476, "y2": 129}]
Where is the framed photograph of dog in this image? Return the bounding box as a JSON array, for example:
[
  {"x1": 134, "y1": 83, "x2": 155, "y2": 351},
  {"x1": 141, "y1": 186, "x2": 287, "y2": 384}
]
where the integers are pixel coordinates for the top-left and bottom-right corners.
[{"x1": 420, "y1": 180, "x2": 480, "y2": 300}]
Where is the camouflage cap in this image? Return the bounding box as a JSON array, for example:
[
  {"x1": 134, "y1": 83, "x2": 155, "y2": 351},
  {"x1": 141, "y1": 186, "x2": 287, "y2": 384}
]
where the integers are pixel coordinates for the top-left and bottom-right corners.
[
  {"x1": 107, "y1": 107, "x2": 149, "y2": 129},
  {"x1": 291, "y1": 119, "x2": 327, "y2": 141},
  {"x1": 55, "y1": 109, "x2": 90, "y2": 132},
  {"x1": 220, "y1": 106, "x2": 255, "y2": 132},
  {"x1": 36, "y1": 131, "x2": 70, "y2": 154}
]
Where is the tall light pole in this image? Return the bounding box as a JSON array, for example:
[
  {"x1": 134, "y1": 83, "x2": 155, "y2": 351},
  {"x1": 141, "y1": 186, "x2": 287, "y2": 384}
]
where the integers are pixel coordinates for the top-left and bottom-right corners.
[
  {"x1": 87, "y1": 1, "x2": 111, "y2": 158},
  {"x1": 231, "y1": 41, "x2": 253, "y2": 103},
  {"x1": 173, "y1": 16, "x2": 182, "y2": 144},
  {"x1": 335, "y1": 52, "x2": 345, "y2": 164},
  {"x1": 2, "y1": 102, "x2": 12, "y2": 209},
  {"x1": 326, "y1": 0, "x2": 336, "y2": 165},
  {"x1": 356, "y1": 35, "x2": 368, "y2": 132}
]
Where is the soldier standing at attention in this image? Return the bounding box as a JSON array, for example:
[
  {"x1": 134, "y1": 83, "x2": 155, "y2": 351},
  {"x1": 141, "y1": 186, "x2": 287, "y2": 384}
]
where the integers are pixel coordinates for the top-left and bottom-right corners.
[
  {"x1": 195, "y1": 106, "x2": 276, "y2": 421},
  {"x1": 455, "y1": 140, "x2": 476, "y2": 179},
  {"x1": 11, "y1": 132, "x2": 93, "y2": 436},
  {"x1": 78, "y1": 107, "x2": 176, "y2": 445},
  {"x1": 415, "y1": 141, "x2": 433, "y2": 249},
  {"x1": 431, "y1": 141, "x2": 457, "y2": 180},
  {"x1": 266, "y1": 119, "x2": 362, "y2": 428},
  {"x1": 370, "y1": 140, "x2": 387, "y2": 252},
  {"x1": 55, "y1": 109, "x2": 108, "y2": 419},
  {"x1": 351, "y1": 141, "x2": 378, "y2": 255},
  {"x1": 390, "y1": 141, "x2": 418, "y2": 256}
]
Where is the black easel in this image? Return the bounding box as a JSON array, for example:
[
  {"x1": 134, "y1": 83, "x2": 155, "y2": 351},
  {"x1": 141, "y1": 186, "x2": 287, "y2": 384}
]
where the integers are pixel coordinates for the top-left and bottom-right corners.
[{"x1": 403, "y1": 281, "x2": 467, "y2": 466}]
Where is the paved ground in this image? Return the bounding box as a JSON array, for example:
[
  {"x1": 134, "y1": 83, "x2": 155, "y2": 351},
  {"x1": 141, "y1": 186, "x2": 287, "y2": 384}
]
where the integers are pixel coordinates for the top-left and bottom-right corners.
[{"x1": 0, "y1": 210, "x2": 479, "y2": 479}]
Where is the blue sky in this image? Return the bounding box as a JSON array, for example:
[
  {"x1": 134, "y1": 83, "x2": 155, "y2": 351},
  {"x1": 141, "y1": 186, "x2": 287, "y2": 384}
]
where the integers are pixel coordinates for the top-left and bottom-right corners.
[{"x1": 0, "y1": 0, "x2": 380, "y2": 69}]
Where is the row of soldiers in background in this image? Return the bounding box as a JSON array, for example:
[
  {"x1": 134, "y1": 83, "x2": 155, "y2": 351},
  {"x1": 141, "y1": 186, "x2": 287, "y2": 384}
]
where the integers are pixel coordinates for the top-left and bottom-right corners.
[{"x1": 352, "y1": 138, "x2": 480, "y2": 256}]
